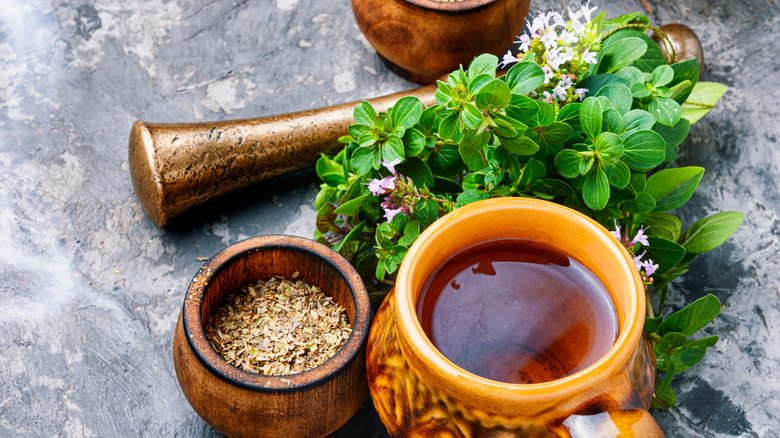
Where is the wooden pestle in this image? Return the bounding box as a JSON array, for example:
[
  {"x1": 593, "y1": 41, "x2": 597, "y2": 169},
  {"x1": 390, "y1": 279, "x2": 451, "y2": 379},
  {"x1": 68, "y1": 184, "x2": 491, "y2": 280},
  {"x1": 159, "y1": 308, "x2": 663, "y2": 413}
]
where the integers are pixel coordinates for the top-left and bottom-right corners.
[{"x1": 129, "y1": 84, "x2": 437, "y2": 226}]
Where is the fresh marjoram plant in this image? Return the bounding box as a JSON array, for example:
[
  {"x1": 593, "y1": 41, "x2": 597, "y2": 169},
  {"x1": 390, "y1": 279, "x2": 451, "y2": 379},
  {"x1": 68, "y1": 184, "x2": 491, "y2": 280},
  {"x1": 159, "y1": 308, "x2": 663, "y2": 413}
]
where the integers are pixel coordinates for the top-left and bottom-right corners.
[{"x1": 314, "y1": 5, "x2": 741, "y2": 408}]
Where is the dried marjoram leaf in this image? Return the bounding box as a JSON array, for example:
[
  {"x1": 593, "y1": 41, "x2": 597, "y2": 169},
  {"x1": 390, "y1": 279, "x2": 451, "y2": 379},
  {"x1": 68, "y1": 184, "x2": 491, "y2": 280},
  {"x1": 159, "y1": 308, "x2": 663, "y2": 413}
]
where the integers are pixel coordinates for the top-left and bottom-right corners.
[{"x1": 205, "y1": 275, "x2": 352, "y2": 376}]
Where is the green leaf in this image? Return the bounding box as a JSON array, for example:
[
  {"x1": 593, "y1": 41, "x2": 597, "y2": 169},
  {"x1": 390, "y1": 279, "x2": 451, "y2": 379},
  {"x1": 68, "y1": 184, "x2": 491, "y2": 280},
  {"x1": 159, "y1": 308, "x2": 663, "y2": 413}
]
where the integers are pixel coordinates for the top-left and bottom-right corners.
[
  {"x1": 578, "y1": 155, "x2": 594, "y2": 176},
  {"x1": 460, "y1": 130, "x2": 490, "y2": 156},
  {"x1": 316, "y1": 154, "x2": 346, "y2": 187},
  {"x1": 500, "y1": 135, "x2": 539, "y2": 156},
  {"x1": 333, "y1": 194, "x2": 369, "y2": 216},
  {"x1": 350, "y1": 146, "x2": 377, "y2": 175},
  {"x1": 651, "y1": 65, "x2": 674, "y2": 87},
  {"x1": 332, "y1": 220, "x2": 367, "y2": 253},
  {"x1": 390, "y1": 96, "x2": 423, "y2": 130},
  {"x1": 505, "y1": 94, "x2": 539, "y2": 122},
  {"x1": 353, "y1": 101, "x2": 377, "y2": 126},
  {"x1": 594, "y1": 132, "x2": 623, "y2": 164},
  {"x1": 581, "y1": 97, "x2": 602, "y2": 139},
  {"x1": 622, "y1": 130, "x2": 666, "y2": 170},
  {"x1": 414, "y1": 199, "x2": 440, "y2": 228},
  {"x1": 576, "y1": 74, "x2": 630, "y2": 97},
  {"x1": 556, "y1": 102, "x2": 581, "y2": 132},
  {"x1": 630, "y1": 173, "x2": 646, "y2": 192},
  {"x1": 532, "y1": 122, "x2": 574, "y2": 155},
  {"x1": 428, "y1": 144, "x2": 462, "y2": 176},
  {"x1": 493, "y1": 117, "x2": 518, "y2": 138},
  {"x1": 669, "y1": 58, "x2": 700, "y2": 104},
  {"x1": 398, "y1": 220, "x2": 421, "y2": 247},
  {"x1": 649, "y1": 97, "x2": 682, "y2": 127},
  {"x1": 401, "y1": 128, "x2": 426, "y2": 157},
  {"x1": 597, "y1": 37, "x2": 647, "y2": 74},
  {"x1": 504, "y1": 61, "x2": 545, "y2": 95},
  {"x1": 659, "y1": 294, "x2": 722, "y2": 337},
  {"x1": 645, "y1": 212, "x2": 683, "y2": 241},
  {"x1": 397, "y1": 157, "x2": 434, "y2": 188},
  {"x1": 595, "y1": 82, "x2": 633, "y2": 115},
  {"x1": 651, "y1": 378, "x2": 676, "y2": 409},
  {"x1": 670, "y1": 335, "x2": 719, "y2": 373},
  {"x1": 432, "y1": 176, "x2": 462, "y2": 193},
  {"x1": 530, "y1": 101, "x2": 556, "y2": 127},
  {"x1": 554, "y1": 150, "x2": 582, "y2": 179},
  {"x1": 622, "y1": 109, "x2": 656, "y2": 136},
  {"x1": 602, "y1": 108, "x2": 624, "y2": 134},
  {"x1": 646, "y1": 166, "x2": 704, "y2": 212},
  {"x1": 467, "y1": 53, "x2": 499, "y2": 80},
  {"x1": 644, "y1": 236, "x2": 686, "y2": 274},
  {"x1": 460, "y1": 102, "x2": 484, "y2": 130},
  {"x1": 314, "y1": 184, "x2": 337, "y2": 210},
  {"x1": 630, "y1": 82, "x2": 652, "y2": 99},
  {"x1": 654, "y1": 332, "x2": 687, "y2": 362},
  {"x1": 604, "y1": 161, "x2": 630, "y2": 189},
  {"x1": 645, "y1": 316, "x2": 662, "y2": 334},
  {"x1": 438, "y1": 113, "x2": 461, "y2": 142},
  {"x1": 681, "y1": 82, "x2": 728, "y2": 124},
  {"x1": 476, "y1": 78, "x2": 511, "y2": 109},
  {"x1": 457, "y1": 189, "x2": 490, "y2": 206},
  {"x1": 518, "y1": 158, "x2": 546, "y2": 186},
  {"x1": 530, "y1": 179, "x2": 574, "y2": 198},
  {"x1": 615, "y1": 66, "x2": 644, "y2": 84},
  {"x1": 381, "y1": 135, "x2": 405, "y2": 163},
  {"x1": 680, "y1": 212, "x2": 744, "y2": 253},
  {"x1": 653, "y1": 118, "x2": 691, "y2": 162},
  {"x1": 469, "y1": 73, "x2": 495, "y2": 95},
  {"x1": 316, "y1": 202, "x2": 339, "y2": 234},
  {"x1": 583, "y1": 167, "x2": 610, "y2": 210},
  {"x1": 622, "y1": 191, "x2": 656, "y2": 214}
]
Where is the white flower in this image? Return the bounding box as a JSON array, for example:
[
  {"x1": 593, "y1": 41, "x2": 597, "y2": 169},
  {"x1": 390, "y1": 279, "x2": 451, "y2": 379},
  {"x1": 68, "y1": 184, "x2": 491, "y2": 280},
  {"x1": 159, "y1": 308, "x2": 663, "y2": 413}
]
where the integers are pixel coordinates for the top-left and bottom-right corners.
[
  {"x1": 580, "y1": 1, "x2": 597, "y2": 22},
  {"x1": 546, "y1": 50, "x2": 564, "y2": 71},
  {"x1": 530, "y1": 16, "x2": 545, "y2": 35},
  {"x1": 517, "y1": 33, "x2": 532, "y2": 53},
  {"x1": 499, "y1": 50, "x2": 519, "y2": 68},
  {"x1": 552, "y1": 11, "x2": 566, "y2": 29},
  {"x1": 560, "y1": 29, "x2": 579, "y2": 45},
  {"x1": 560, "y1": 45, "x2": 576, "y2": 62},
  {"x1": 559, "y1": 74, "x2": 574, "y2": 89},
  {"x1": 581, "y1": 48, "x2": 598, "y2": 64},
  {"x1": 541, "y1": 65, "x2": 554, "y2": 84},
  {"x1": 540, "y1": 29, "x2": 558, "y2": 50},
  {"x1": 574, "y1": 88, "x2": 588, "y2": 101},
  {"x1": 552, "y1": 84, "x2": 569, "y2": 101},
  {"x1": 541, "y1": 91, "x2": 555, "y2": 104}
]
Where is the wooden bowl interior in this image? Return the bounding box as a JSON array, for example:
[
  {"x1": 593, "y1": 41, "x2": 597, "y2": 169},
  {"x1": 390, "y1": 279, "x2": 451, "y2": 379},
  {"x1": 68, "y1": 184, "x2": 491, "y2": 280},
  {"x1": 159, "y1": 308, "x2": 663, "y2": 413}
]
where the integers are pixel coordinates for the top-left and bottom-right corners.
[{"x1": 200, "y1": 245, "x2": 357, "y2": 330}]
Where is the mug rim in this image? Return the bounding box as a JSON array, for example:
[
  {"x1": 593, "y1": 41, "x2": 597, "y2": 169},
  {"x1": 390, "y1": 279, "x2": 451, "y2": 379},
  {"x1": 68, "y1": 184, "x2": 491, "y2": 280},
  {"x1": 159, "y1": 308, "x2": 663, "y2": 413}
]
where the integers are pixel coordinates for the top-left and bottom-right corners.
[
  {"x1": 394, "y1": 198, "x2": 646, "y2": 399},
  {"x1": 182, "y1": 234, "x2": 372, "y2": 393}
]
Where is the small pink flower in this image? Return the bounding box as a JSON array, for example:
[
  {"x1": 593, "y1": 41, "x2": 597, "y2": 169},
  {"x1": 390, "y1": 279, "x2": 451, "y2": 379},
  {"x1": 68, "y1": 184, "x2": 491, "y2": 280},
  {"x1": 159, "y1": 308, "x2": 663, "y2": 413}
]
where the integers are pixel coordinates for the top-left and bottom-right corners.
[
  {"x1": 633, "y1": 251, "x2": 646, "y2": 272},
  {"x1": 610, "y1": 220, "x2": 622, "y2": 241},
  {"x1": 642, "y1": 259, "x2": 659, "y2": 277},
  {"x1": 383, "y1": 207, "x2": 403, "y2": 223},
  {"x1": 367, "y1": 176, "x2": 395, "y2": 196},
  {"x1": 382, "y1": 158, "x2": 402, "y2": 174},
  {"x1": 631, "y1": 226, "x2": 650, "y2": 247}
]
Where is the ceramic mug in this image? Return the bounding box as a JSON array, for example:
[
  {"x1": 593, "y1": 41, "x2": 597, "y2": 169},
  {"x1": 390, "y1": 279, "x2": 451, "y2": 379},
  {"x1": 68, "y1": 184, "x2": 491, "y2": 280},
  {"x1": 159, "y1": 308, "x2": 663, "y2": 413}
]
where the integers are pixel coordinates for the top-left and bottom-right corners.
[{"x1": 366, "y1": 198, "x2": 662, "y2": 437}]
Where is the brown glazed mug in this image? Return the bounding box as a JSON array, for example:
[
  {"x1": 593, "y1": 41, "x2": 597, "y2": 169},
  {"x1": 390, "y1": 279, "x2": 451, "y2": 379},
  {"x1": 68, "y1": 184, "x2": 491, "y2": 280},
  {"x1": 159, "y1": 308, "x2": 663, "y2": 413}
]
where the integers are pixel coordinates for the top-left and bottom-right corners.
[{"x1": 366, "y1": 198, "x2": 663, "y2": 437}]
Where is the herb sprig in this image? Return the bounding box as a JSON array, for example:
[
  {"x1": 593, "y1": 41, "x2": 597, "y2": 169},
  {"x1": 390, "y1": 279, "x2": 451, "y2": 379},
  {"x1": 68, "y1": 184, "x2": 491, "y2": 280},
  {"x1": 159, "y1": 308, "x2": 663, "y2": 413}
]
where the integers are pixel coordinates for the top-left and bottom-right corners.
[{"x1": 314, "y1": 5, "x2": 740, "y2": 408}]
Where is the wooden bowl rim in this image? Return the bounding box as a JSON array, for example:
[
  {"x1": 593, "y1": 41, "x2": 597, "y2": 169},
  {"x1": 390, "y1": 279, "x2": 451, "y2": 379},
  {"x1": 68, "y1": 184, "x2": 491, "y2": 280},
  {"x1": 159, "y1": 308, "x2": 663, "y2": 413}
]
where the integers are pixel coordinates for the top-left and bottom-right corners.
[
  {"x1": 182, "y1": 234, "x2": 371, "y2": 393},
  {"x1": 402, "y1": 0, "x2": 499, "y2": 12}
]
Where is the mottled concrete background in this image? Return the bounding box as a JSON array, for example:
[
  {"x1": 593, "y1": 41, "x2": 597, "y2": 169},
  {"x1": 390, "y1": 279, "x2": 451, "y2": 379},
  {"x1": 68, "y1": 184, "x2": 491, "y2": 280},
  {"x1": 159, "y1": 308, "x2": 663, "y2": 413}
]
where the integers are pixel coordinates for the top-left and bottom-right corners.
[{"x1": 1, "y1": 0, "x2": 778, "y2": 436}]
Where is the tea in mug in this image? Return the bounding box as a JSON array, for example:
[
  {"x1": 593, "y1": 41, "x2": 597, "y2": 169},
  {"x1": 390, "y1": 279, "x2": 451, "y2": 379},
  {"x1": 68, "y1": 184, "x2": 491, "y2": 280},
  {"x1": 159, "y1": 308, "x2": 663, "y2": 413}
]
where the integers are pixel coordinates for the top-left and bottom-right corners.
[{"x1": 416, "y1": 238, "x2": 618, "y2": 384}]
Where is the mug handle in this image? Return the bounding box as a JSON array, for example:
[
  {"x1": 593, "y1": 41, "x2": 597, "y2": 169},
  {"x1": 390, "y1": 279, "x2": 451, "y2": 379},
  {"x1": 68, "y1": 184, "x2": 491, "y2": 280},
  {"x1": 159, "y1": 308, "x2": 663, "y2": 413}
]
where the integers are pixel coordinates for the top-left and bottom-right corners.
[{"x1": 554, "y1": 377, "x2": 664, "y2": 437}]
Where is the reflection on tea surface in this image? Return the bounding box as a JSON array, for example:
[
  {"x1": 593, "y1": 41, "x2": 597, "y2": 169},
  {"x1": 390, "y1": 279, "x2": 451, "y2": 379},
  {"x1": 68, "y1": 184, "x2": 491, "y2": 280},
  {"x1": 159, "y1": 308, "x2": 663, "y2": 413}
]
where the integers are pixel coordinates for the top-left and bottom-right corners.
[{"x1": 417, "y1": 239, "x2": 618, "y2": 384}]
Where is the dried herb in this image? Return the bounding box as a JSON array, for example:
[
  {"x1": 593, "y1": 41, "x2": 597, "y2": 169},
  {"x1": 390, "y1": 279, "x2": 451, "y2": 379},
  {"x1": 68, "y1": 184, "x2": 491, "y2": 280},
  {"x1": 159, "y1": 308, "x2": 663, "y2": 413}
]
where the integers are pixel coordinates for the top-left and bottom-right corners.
[{"x1": 205, "y1": 274, "x2": 352, "y2": 376}]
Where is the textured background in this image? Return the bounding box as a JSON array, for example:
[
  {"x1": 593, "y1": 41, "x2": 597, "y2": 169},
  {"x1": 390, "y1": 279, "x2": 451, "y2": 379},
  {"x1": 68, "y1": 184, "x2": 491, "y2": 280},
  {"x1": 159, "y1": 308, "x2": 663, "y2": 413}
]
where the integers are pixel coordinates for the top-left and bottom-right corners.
[{"x1": 1, "y1": 0, "x2": 777, "y2": 436}]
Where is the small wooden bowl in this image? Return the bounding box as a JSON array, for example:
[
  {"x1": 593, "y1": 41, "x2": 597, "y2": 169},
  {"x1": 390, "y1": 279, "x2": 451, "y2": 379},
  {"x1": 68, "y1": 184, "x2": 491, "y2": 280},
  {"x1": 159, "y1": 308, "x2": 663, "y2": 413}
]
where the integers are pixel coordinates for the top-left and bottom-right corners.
[
  {"x1": 172, "y1": 235, "x2": 371, "y2": 438},
  {"x1": 351, "y1": 0, "x2": 530, "y2": 84}
]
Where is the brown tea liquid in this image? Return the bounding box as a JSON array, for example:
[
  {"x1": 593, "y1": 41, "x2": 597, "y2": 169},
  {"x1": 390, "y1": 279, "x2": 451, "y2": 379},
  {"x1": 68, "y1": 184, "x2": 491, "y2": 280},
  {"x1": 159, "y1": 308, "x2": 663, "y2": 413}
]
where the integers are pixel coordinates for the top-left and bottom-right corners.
[{"x1": 417, "y1": 239, "x2": 618, "y2": 384}]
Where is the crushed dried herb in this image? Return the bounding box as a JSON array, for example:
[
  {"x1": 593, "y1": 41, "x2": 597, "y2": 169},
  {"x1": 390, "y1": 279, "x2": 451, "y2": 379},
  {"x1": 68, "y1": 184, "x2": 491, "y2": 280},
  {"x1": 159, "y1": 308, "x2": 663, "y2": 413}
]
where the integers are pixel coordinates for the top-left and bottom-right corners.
[{"x1": 205, "y1": 274, "x2": 352, "y2": 376}]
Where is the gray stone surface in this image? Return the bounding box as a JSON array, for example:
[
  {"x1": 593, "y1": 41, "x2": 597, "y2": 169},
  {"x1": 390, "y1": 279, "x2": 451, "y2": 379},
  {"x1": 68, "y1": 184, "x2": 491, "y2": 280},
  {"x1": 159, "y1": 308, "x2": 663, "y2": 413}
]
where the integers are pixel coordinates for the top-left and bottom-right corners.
[{"x1": 0, "y1": 0, "x2": 777, "y2": 436}]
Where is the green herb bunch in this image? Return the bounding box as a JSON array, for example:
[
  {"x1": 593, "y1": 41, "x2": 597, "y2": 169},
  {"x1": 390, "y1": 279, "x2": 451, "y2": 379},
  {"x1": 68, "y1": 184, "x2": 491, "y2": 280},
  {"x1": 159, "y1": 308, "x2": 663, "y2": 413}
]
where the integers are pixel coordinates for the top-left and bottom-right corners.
[{"x1": 314, "y1": 6, "x2": 741, "y2": 408}]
